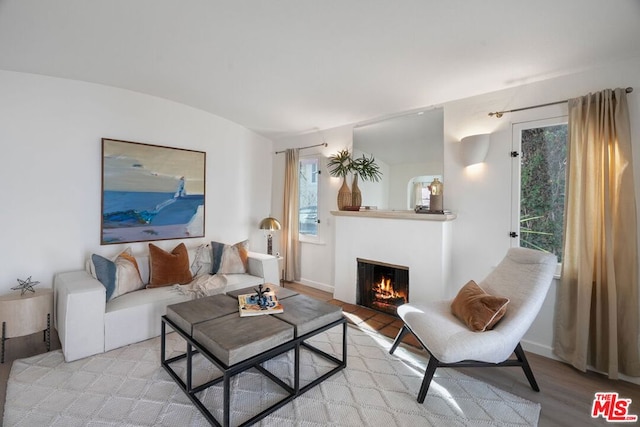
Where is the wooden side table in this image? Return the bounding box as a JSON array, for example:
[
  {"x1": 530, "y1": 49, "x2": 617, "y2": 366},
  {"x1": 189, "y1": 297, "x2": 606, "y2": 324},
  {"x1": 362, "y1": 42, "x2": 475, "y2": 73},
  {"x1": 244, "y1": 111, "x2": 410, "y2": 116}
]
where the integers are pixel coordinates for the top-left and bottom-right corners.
[{"x1": 0, "y1": 288, "x2": 53, "y2": 363}]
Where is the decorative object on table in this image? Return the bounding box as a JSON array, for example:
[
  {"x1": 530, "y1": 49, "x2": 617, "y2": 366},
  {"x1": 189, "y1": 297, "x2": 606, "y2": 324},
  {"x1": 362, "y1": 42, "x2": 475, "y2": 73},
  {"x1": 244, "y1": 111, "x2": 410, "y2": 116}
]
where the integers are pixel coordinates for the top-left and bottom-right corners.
[
  {"x1": 350, "y1": 153, "x2": 383, "y2": 209},
  {"x1": 11, "y1": 276, "x2": 40, "y2": 295},
  {"x1": 259, "y1": 217, "x2": 281, "y2": 255},
  {"x1": 253, "y1": 284, "x2": 271, "y2": 309},
  {"x1": 415, "y1": 205, "x2": 451, "y2": 215},
  {"x1": 327, "y1": 149, "x2": 353, "y2": 210},
  {"x1": 238, "y1": 284, "x2": 283, "y2": 316},
  {"x1": 428, "y1": 177, "x2": 443, "y2": 212},
  {"x1": 101, "y1": 138, "x2": 206, "y2": 245}
]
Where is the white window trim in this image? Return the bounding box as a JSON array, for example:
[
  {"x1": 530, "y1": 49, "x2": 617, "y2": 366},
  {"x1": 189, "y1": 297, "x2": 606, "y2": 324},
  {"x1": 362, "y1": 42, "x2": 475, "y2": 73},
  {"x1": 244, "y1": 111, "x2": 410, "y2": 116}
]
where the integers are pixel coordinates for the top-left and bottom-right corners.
[
  {"x1": 511, "y1": 115, "x2": 567, "y2": 279},
  {"x1": 298, "y1": 154, "x2": 323, "y2": 244}
]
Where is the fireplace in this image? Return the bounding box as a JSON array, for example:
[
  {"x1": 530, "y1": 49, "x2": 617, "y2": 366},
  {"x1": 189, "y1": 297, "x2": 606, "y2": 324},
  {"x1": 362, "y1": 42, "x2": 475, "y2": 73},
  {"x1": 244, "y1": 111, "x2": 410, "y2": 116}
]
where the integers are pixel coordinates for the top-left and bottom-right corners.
[{"x1": 357, "y1": 258, "x2": 409, "y2": 316}]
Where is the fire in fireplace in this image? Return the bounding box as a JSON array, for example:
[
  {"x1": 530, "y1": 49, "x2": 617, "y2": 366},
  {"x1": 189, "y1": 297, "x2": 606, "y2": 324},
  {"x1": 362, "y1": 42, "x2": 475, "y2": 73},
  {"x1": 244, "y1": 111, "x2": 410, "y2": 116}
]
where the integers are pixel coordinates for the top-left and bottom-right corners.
[{"x1": 357, "y1": 258, "x2": 409, "y2": 316}]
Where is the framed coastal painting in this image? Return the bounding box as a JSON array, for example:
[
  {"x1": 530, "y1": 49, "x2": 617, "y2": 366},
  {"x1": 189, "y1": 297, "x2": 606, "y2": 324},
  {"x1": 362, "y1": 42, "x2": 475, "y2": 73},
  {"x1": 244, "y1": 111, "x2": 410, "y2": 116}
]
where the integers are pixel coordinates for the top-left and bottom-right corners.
[{"x1": 101, "y1": 138, "x2": 206, "y2": 245}]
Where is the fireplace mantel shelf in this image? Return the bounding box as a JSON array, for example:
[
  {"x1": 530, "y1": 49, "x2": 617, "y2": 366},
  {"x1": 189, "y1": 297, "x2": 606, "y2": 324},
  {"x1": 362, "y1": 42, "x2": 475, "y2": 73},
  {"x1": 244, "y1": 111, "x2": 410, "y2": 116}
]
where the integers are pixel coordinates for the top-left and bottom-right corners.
[{"x1": 330, "y1": 210, "x2": 456, "y2": 221}]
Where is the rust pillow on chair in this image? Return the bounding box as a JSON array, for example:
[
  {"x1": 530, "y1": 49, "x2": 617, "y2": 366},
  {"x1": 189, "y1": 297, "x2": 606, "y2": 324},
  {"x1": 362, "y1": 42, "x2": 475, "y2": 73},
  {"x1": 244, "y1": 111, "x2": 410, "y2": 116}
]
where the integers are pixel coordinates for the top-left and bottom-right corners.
[
  {"x1": 147, "y1": 243, "x2": 193, "y2": 288},
  {"x1": 451, "y1": 280, "x2": 510, "y2": 332}
]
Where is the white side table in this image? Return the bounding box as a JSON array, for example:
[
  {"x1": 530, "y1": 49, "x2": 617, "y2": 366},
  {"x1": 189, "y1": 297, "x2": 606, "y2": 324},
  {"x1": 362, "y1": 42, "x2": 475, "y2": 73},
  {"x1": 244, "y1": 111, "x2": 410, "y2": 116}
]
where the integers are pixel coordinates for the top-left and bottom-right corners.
[{"x1": 0, "y1": 288, "x2": 53, "y2": 363}]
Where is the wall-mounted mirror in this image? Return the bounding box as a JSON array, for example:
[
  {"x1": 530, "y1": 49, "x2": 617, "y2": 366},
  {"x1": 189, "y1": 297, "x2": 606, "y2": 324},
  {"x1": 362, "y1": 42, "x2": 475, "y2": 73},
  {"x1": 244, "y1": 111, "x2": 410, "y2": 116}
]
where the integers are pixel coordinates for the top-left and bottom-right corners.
[{"x1": 352, "y1": 107, "x2": 444, "y2": 210}]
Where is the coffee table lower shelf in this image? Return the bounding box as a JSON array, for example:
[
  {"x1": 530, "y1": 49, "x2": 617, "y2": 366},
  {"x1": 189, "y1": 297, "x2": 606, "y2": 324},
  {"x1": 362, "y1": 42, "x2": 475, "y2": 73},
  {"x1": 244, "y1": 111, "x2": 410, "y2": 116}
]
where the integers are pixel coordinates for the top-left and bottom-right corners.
[{"x1": 160, "y1": 315, "x2": 347, "y2": 427}]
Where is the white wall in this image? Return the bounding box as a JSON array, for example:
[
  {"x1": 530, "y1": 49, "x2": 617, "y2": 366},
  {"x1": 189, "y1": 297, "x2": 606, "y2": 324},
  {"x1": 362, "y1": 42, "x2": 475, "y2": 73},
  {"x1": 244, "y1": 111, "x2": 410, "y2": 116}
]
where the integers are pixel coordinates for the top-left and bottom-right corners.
[
  {"x1": 0, "y1": 71, "x2": 274, "y2": 295},
  {"x1": 443, "y1": 57, "x2": 640, "y2": 361},
  {"x1": 387, "y1": 161, "x2": 428, "y2": 210},
  {"x1": 271, "y1": 57, "x2": 640, "y2": 370}
]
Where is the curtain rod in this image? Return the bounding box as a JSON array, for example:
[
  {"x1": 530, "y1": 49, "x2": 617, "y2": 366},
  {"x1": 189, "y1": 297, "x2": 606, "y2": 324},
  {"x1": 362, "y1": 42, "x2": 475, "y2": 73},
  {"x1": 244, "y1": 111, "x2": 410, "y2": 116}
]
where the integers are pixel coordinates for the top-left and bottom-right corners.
[
  {"x1": 488, "y1": 87, "x2": 634, "y2": 118},
  {"x1": 275, "y1": 142, "x2": 327, "y2": 154}
]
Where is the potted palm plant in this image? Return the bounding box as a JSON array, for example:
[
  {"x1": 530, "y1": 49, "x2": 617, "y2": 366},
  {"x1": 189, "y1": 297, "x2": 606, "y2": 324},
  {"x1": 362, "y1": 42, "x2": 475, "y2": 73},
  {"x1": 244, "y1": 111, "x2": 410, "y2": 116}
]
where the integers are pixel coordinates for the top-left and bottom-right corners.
[
  {"x1": 327, "y1": 149, "x2": 353, "y2": 210},
  {"x1": 350, "y1": 154, "x2": 382, "y2": 208}
]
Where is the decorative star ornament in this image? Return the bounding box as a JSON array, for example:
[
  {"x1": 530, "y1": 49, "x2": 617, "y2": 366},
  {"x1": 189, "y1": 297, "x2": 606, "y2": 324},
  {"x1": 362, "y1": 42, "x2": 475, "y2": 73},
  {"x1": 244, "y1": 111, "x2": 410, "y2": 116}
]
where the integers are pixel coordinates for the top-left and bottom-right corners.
[{"x1": 12, "y1": 276, "x2": 40, "y2": 295}]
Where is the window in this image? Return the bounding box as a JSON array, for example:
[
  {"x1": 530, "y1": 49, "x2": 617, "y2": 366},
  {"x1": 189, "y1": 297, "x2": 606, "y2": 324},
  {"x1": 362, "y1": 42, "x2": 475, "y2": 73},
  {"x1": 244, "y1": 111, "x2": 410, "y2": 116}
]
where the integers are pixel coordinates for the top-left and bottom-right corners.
[
  {"x1": 299, "y1": 157, "x2": 319, "y2": 237},
  {"x1": 511, "y1": 118, "x2": 567, "y2": 262}
]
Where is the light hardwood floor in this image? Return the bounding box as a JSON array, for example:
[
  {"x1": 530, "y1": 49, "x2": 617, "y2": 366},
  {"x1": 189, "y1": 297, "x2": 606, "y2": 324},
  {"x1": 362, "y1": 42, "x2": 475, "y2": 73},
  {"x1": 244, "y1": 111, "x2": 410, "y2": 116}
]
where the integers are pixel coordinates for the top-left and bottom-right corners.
[{"x1": 1, "y1": 282, "x2": 638, "y2": 427}]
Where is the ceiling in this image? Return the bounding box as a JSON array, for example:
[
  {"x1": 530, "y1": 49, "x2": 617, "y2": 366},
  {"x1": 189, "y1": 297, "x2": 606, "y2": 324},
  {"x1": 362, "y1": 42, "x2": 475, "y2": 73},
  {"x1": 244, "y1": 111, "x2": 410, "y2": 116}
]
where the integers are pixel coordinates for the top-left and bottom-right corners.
[{"x1": 1, "y1": 0, "x2": 639, "y2": 140}]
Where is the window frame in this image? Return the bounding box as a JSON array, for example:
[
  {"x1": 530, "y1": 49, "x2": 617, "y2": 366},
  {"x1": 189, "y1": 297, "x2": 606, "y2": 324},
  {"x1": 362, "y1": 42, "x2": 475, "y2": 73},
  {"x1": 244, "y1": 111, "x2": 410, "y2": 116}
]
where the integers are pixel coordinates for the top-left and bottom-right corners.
[
  {"x1": 511, "y1": 115, "x2": 567, "y2": 277},
  {"x1": 298, "y1": 154, "x2": 323, "y2": 244}
]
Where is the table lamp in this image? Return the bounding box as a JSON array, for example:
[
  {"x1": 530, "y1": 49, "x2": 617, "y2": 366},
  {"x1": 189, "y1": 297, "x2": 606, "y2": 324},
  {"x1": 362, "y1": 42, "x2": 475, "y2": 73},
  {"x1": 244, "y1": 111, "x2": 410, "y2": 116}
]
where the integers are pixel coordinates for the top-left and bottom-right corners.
[{"x1": 259, "y1": 217, "x2": 281, "y2": 255}]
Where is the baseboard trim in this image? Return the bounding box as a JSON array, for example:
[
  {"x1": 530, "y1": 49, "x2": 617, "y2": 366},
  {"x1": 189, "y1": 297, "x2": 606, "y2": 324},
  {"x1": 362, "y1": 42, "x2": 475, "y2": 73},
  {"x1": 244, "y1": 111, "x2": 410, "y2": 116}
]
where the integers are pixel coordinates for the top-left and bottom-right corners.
[
  {"x1": 297, "y1": 278, "x2": 334, "y2": 294},
  {"x1": 521, "y1": 339, "x2": 640, "y2": 386},
  {"x1": 521, "y1": 340, "x2": 558, "y2": 360}
]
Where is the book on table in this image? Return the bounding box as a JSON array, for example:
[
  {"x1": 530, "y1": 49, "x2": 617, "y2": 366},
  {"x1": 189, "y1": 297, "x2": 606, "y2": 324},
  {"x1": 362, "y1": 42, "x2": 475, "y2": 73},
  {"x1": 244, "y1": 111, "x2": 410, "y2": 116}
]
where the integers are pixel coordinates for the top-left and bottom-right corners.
[{"x1": 238, "y1": 291, "x2": 284, "y2": 317}]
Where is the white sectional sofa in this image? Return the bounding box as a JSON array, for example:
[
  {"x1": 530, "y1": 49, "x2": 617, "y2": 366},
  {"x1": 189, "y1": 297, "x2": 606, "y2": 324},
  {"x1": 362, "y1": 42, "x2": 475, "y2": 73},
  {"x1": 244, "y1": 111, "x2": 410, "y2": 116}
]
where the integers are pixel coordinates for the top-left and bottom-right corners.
[{"x1": 53, "y1": 250, "x2": 279, "y2": 362}]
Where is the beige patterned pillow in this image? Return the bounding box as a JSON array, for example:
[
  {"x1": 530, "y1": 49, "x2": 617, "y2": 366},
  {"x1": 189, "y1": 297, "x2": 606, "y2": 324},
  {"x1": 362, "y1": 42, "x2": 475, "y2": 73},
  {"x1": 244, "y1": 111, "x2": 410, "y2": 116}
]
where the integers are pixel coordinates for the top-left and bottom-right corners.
[
  {"x1": 210, "y1": 240, "x2": 249, "y2": 274},
  {"x1": 111, "y1": 248, "x2": 144, "y2": 299},
  {"x1": 88, "y1": 247, "x2": 143, "y2": 301}
]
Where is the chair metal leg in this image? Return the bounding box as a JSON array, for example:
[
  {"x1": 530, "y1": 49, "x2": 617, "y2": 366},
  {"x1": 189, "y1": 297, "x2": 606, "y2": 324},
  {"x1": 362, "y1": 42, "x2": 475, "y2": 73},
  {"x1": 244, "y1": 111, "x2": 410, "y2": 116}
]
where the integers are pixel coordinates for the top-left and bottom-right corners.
[
  {"x1": 396, "y1": 338, "x2": 539, "y2": 403},
  {"x1": 417, "y1": 355, "x2": 439, "y2": 403},
  {"x1": 514, "y1": 343, "x2": 540, "y2": 392},
  {"x1": 389, "y1": 325, "x2": 410, "y2": 354}
]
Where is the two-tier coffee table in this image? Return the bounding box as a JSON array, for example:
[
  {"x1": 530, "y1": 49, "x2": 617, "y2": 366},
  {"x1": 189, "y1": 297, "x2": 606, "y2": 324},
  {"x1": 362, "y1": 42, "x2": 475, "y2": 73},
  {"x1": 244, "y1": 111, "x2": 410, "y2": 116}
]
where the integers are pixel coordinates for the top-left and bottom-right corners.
[{"x1": 160, "y1": 286, "x2": 346, "y2": 427}]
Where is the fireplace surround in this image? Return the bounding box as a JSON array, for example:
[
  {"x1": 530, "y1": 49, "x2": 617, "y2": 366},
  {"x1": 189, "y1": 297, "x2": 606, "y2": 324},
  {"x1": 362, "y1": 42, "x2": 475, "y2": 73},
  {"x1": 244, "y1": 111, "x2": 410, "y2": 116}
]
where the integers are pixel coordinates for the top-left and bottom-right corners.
[{"x1": 332, "y1": 210, "x2": 455, "y2": 306}]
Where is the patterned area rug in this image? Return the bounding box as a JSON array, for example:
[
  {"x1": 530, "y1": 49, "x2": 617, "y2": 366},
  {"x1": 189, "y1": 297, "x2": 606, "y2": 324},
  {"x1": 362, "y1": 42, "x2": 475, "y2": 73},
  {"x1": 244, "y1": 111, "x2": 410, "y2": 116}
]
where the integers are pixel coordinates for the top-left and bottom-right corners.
[{"x1": 4, "y1": 325, "x2": 539, "y2": 426}]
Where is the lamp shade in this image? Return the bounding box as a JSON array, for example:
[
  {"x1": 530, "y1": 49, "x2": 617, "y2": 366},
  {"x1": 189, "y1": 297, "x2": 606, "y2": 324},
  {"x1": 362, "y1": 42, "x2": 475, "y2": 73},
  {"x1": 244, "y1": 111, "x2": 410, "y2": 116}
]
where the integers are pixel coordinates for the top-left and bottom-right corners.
[
  {"x1": 259, "y1": 217, "x2": 281, "y2": 231},
  {"x1": 460, "y1": 134, "x2": 490, "y2": 166}
]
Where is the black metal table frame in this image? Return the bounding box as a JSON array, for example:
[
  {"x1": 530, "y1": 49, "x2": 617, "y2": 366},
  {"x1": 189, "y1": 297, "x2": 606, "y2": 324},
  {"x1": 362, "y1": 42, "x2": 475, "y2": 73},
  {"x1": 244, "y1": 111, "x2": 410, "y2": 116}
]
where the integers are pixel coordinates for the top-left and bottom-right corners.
[
  {"x1": 161, "y1": 315, "x2": 347, "y2": 427},
  {"x1": 1, "y1": 313, "x2": 50, "y2": 364}
]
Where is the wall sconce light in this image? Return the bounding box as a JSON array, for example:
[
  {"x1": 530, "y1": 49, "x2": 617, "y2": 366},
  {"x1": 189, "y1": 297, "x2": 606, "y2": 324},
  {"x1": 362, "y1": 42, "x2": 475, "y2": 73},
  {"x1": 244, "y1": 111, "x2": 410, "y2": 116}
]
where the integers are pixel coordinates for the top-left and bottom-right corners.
[
  {"x1": 259, "y1": 217, "x2": 281, "y2": 255},
  {"x1": 460, "y1": 134, "x2": 491, "y2": 166}
]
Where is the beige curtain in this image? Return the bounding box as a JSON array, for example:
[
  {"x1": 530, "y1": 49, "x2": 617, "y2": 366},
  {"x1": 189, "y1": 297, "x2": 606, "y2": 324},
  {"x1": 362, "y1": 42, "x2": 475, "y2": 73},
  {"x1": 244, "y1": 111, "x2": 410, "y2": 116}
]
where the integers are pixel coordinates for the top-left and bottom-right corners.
[
  {"x1": 282, "y1": 148, "x2": 301, "y2": 281},
  {"x1": 554, "y1": 88, "x2": 640, "y2": 378}
]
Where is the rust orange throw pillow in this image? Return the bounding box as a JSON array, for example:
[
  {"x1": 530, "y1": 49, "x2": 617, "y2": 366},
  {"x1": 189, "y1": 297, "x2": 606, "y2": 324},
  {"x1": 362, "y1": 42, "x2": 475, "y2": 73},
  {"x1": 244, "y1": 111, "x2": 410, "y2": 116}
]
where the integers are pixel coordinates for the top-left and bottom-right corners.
[
  {"x1": 451, "y1": 280, "x2": 509, "y2": 332},
  {"x1": 147, "y1": 243, "x2": 193, "y2": 288}
]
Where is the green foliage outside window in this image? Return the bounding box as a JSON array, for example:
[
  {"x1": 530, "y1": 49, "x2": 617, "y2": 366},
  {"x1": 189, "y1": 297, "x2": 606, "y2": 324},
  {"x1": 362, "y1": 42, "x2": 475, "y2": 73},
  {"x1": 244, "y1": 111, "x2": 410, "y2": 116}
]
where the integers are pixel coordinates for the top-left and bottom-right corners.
[{"x1": 520, "y1": 125, "x2": 567, "y2": 261}]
